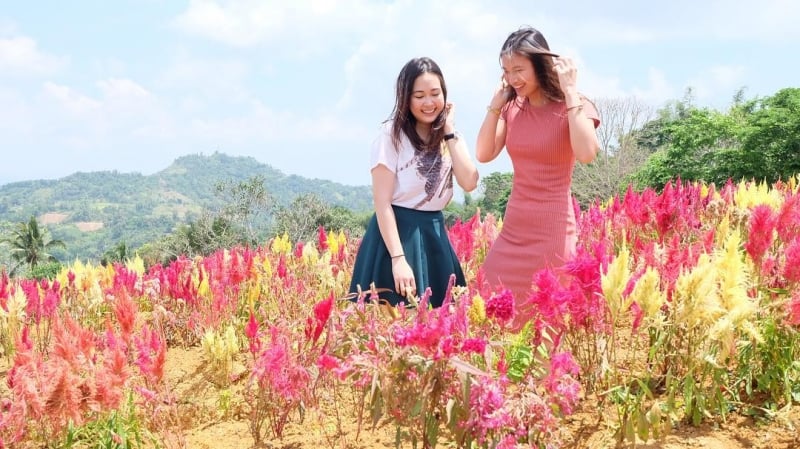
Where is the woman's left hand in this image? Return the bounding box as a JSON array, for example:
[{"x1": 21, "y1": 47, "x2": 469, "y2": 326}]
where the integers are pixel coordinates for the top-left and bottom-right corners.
[
  {"x1": 553, "y1": 56, "x2": 578, "y2": 94},
  {"x1": 444, "y1": 102, "x2": 455, "y2": 134}
]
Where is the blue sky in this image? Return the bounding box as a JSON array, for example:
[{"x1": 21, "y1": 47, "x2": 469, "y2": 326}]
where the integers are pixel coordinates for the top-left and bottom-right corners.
[{"x1": 1, "y1": 0, "x2": 798, "y2": 190}]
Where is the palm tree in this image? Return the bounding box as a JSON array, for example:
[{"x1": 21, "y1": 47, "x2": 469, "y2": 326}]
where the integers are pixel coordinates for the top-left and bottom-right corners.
[{"x1": 2, "y1": 215, "x2": 66, "y2": 276}]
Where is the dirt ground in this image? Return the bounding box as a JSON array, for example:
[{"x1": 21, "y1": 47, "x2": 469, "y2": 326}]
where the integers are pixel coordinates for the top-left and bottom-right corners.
[{"x1": 162, "y1": 347, "x2": 800, "y2": 449}]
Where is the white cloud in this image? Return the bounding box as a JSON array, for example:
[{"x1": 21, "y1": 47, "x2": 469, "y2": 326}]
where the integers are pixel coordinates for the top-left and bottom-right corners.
[
  {"x1": 159, "y1": 55, "x2": 251, "y2": 102},
  {"x1": 0, "y1": 87, "x2": 33, "y2": 134},
  {"x1": 42, "y1": 82, "x2": 101, "y2": 116},
  {"x1": 630, "y1": 68, "x2": 677, "y2": 106},
  {"x1": 0, "y1": 36, "x2": 65, "y2": 75},
  {"x1": 705, "y1": 0, "x2": 800, "y2": 40},
  {"x1": 173, "y1": 0, "x2": 385, "y2": 49},
  {"x1": 686, "y1": 65, "x2": 747, "y2": 106}
]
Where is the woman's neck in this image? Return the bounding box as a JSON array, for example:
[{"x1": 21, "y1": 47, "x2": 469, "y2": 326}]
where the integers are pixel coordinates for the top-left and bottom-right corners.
[
  {"x1": 526, "y1": 90, "x2": 548, "y2": 107},
  {"x1": 415, "y1": 123, "x2": 431, "y2": 141}
]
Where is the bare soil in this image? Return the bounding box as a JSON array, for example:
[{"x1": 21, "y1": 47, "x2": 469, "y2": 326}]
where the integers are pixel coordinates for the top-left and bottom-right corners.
[{"x1": 163, "y1": 347, "x2": 800, "y2": 449}]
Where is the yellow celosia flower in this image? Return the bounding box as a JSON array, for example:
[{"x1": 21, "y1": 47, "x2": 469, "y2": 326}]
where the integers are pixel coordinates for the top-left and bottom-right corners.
[
  {"x1": 673, "y1": 253, "x2": 721, "y2": 328},
  {"x1": 468, "y1": 294, "x2": 486, "y2": 325},
  {"x1": 628, "y1": 266, "x2": 664, "y2": 320},
  {"x1": 708, "y1": 230, "x2": 762, "y2": 359},
  {"x1": 302, "y1": 243, "x2": 320, "y2": 265},
  {"x1": 127, "y1": 255, "x2": 146, "y2": 276},
  {"x1": 0, "y1": 288, "x2": 28, "y2": 356},
  {"x1": 602, "y1": 244, "x2": 631, "y2": 321},
  {"x1": 271, "y1": 233, "x2": 292, "y2": 255},
  {"x1": 734, "y1": 178, "x2": 782, "y2": 211},
  {"x1": 201, "y1": 325, "x2": 240, "y2": 385}
]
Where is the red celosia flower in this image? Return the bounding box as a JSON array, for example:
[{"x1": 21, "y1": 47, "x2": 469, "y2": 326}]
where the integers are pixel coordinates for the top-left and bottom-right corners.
[
  {"x1": 245, "y1": 312, "x2": 259, "y2": 340},
  {"x1": 461, "y1": 338, "x2": 487, "y2": 354},
  {"x1": 786, "y1": 290, "x2": 800, "y2": 326},
  {"x1": 317, "y1": 226, "x2": 329, "y2": 252},
  {"x1": 305, "y1": 293, "x2": 334, "y2": 345},
  {"x1": 781, "y1": 237, "x2": 800, "y2": 284},
  {"x1": 745, "y1": 204, "x2": 777, "y2": 263},
  {"x1": 486, "y1": 289, "x2": 514, "y2": 323},
  {"x1": 776, "y1": 194, "x2": 800, "y2": 243}
]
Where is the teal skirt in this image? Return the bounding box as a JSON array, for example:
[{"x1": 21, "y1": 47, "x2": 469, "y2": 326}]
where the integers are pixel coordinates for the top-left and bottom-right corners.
[{"x1": 348, "y1": 205, "x2": 466, "y2": 308}]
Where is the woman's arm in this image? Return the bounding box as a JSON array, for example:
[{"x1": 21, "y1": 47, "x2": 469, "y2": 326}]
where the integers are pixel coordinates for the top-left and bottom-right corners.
[
  {"x1": 554, "y1": 57, "x2": 600, "y2": 164},
  {"x1": 444, "y1": 103, "x2": 479, "y2": 192},
  {"x1": 371, "y1": 164, "x2": 416, "y2": 297},
  {"x1": 475, "y1": 80, "x2": 510, "y2": 163}
]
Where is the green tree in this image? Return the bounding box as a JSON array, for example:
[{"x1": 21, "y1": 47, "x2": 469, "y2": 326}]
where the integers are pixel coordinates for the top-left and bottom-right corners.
[
  {"x1": 572, "y1": 96, "x2": 655, "y2": 205},
  {"x1": 477, "y1": 172, "x2": 513, "y2": 219},
  {"x1": 214, "y1": 175, "x2": 272, "y2": 245},
  {"x1": 2, "y1": 215, "x2": 66, "y2": 276},
  {"x1": 100, "y1": 241, "x2": 130, "y2": 266},
  {"x1": 738, "y1": 88, "x2": 800, "y2": 184},
  {"x1": 272, "y1": 193, "x2": 335, "y2": 244}
]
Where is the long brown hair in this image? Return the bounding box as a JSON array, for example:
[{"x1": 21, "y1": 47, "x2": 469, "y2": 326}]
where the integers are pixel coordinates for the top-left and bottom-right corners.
[
  {"x1": 388, "y1": 57, "x2": 448, "y2": 152},
  {"x1": 500, "y1": 27, "x2": 564, "y2": 104}
]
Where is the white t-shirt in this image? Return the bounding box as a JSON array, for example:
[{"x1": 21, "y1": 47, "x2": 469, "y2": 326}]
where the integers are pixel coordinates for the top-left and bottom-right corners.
[{"x1": 370, "y1": 121, "x2": 455, "y2": 211}]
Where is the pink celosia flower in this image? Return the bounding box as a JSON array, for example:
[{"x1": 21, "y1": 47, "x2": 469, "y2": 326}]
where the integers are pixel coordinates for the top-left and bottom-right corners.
[
  {"x1": 461, "y1": 338, "x2": 487, "y2": 354},
  {"x1": 776, "y1": 194, "x2": 800, "y2": 243},
  {"x1": 316, "y1": 354, "x2": 340, "y2": 371},
  {"x1": 466, "y1": 377, "x2": 511, "y2": 444},
  {"x1": 486, "y1": 289, "x2": 514, "y2": 323},
  {"x1": 745, "y1": 204, "x2": 777, "y2": 263},
  {"x1": 781, "y1": 237, "x2": 800, "y2": 284},
  {"x1": 786, "y1": 290, "x2": 800, "y2": 326},
  {"x1": 305, "y1": 293, "x2": 334, "y2": 345},
  {"x1": 543, "y1": 352, "x2": 582, "y2": 415},
  {"x1": 317, "y1": 226, "x2": 329, "y2": 252},
  {"x1": 630, "y1": 302, "x2": 643, "y2": 332}
]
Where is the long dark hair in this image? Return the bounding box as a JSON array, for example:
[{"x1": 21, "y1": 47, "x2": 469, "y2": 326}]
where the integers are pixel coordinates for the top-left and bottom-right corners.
[
  {"x1": 389, "y1": 57, "x2": 448, "y2": 152},
  {"x1": 500, "y1": 27, "x2": 564, "y2": 104}
]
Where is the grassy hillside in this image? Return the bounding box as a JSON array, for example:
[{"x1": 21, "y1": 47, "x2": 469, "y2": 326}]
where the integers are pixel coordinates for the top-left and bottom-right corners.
[{"x1": 0, "y1": 152, "x2": 372, "y2": 262}]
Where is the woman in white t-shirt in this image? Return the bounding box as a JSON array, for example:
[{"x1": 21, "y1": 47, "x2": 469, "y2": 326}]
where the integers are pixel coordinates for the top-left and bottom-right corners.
[{"x1": 349, "y1": 57, "x2": 479, "y2": 308}]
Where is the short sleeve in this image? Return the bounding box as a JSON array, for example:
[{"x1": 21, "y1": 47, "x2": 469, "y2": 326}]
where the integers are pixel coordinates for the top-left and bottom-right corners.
[
  {"x1": 369, "y1": 125, "x2": 398, "y2": 173},
  {"x1": 581, "y1": 96, "x2": 601, "y2": 129}
]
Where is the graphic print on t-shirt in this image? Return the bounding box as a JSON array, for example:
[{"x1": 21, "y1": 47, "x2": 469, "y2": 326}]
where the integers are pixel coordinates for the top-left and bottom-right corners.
[{"x1": 396, "y1": 146, "x2": 453, "y2": 209}]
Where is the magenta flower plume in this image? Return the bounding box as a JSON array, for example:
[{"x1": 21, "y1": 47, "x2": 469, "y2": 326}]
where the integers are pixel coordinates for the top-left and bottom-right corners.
[
  {"x1": 776, "y1": 194, "x2": 800, "y2": 243},
  {"x1": 781, "y1": 237, "x2": 800, "y2": 284},
  {"x1": 786, "y1": 290, "x2": 800, "y2": 326},
  {"x1": 305, "y1": 292, "x2": 334, "y2": 345},
  {"x1": 745, "y1": 204, "x2": 777, "y2": 263},
  {"x1": 245, "y1": 312, "x2": 260, "y2": 355},
  {"x1": 544, "y1": 352, "x2": 582, "y2": 415},
  {"x1": 486, "y1": 289, "x2": 514, "y2": 323},
  {"x1": 465, "y1": 377, "x2": 511, "y2": 444},
  {"x1": 317, "y1": 226, "x2": 329, "y2": 252}
]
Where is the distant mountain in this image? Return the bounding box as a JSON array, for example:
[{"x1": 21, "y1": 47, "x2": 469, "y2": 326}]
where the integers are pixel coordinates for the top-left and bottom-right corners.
[{"x1": 0, "y1": 152, "x2": 372, "y2": 262}]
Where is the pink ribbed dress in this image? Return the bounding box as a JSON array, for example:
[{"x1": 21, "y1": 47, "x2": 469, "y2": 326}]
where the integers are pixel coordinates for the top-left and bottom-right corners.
[{"x1": 481, "y1": 97, "x2": 599, "y2": 330}]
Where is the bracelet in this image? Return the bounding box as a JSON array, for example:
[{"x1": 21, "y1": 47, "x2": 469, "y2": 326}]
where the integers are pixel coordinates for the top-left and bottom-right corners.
[
  {"x1": 486, "y1": 105, "x2": 501, "y2": 116},
  {"x1": 444, "y1": 132, "x2": 456, "y2": 141},
  {"x1": 390, "y1": 254, "x2": 404, "y2": 259},
  {"x1": 566, "y1": 104, "x2": 583, "y2": 113}
]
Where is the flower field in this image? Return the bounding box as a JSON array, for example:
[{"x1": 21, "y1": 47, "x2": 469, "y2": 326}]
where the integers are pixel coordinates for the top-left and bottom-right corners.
[{"x1": 1, "y1": 178, "x2": 800, "y2": 448}]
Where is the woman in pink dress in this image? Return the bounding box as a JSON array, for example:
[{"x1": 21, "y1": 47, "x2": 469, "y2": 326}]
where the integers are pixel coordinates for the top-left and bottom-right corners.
[{"x1": 475, "y1": 27, "x2": 601, "y2": 331}]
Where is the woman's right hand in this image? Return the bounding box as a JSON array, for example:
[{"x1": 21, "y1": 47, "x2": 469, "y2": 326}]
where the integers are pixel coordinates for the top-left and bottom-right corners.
[
  {"x1": 489, "y1": 75, "x2": 512, "y2": 110},
  {"x1": 392, "y1": 257, "x2": 416, "y2": 298}
]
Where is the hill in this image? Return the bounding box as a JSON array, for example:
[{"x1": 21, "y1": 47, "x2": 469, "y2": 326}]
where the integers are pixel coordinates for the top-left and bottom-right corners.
[{"x1": 0, "y1": 152, "x2": 372, "y2": 262}]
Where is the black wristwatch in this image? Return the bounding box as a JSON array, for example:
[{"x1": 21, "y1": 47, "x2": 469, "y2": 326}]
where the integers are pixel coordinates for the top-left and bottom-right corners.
[{"x1": 444, "y1": 132, "x2": 456, "y2": 141}]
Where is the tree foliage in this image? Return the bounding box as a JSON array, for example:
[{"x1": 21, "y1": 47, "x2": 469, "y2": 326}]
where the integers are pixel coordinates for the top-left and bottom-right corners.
[
  {"x1": 2, "y1": 215, "x2": 66, "y2": 276},
  {"x1": 572, "y1": 96, "x2": 655, "y2": 205},
  {"x1": 632, "y1": 87, "x2": 800, "y2": 190}
]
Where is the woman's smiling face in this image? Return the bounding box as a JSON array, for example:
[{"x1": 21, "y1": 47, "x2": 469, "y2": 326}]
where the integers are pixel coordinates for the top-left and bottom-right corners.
[
  {"x1": 409, "y1": 72, "x2": 445, "y2": 129},
  {"x1": 501, "y1": 52, "x2": 539, "y2": 99}
]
